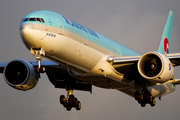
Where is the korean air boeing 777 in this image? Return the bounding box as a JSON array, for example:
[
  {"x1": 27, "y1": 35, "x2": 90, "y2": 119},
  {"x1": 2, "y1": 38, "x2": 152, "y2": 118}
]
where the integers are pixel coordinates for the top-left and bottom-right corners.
[{"x1": 1, "y1": 10, "x2": 180, "y2": 111}]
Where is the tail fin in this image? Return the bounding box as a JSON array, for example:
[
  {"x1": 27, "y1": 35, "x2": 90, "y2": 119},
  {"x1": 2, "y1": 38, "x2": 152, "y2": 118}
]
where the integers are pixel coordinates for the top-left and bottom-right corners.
[{"x1": 158, "y1": 11, "x2": 174, "y2": 54}]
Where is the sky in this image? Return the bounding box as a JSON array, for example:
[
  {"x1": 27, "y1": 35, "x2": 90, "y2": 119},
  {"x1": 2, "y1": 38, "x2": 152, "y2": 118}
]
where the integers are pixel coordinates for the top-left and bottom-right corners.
[{"x1": 1, "y1": 0, "x2": 180, "y2": 120}]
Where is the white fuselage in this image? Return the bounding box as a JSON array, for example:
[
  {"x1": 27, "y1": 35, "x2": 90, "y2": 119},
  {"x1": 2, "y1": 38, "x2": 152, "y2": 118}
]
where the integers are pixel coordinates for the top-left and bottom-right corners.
[{"x1": 20, "y1": 21, "x2": 175, "y2": 98}]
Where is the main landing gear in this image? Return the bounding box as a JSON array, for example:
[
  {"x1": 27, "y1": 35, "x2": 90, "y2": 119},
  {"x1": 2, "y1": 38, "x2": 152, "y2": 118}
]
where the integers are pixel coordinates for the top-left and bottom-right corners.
[
  {"x1": 60, "y1": 90, "x2": 81, "y2": 111},
  {"x1": 134, "y1": 90, "x2": 156, "y2": 107}
]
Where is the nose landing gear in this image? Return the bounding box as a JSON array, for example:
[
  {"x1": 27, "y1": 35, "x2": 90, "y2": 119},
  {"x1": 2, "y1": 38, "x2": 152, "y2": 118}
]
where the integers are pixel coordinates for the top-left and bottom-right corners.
[{"x1": 30, "y1": 48, "x2": 45, "y2": 73}]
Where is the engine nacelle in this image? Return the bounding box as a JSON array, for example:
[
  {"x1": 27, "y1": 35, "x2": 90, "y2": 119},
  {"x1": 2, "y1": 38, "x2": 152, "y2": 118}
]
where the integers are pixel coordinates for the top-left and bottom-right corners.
[
  {"x1": 138, "y1": 52, "x2": 174, "y2": 83},
  {"x1": 3, "y1": 59, "x2": 39, "y2": 91}
]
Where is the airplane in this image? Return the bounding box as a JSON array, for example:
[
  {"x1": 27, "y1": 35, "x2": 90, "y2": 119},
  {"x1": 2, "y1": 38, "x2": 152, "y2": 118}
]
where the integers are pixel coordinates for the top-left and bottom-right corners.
[{"x1": 1, "y1": 10, "x2": 180, "y2": 111}]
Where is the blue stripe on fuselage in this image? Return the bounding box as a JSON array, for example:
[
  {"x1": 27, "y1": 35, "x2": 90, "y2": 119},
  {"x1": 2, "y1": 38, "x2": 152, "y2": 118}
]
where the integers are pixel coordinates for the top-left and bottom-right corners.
[{"x1": 20, "y1": 10, "x2": 141, "y2": 56}]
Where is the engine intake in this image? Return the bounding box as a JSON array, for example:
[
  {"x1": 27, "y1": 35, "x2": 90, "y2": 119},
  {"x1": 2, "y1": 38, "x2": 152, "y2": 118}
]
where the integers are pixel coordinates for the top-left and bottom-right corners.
[
  {"x1": 138, "y1": 52, "x2": 174, "y2": 83},
  {"x1": 4, "y1": 59, "x2": 39, "y2": 91}
]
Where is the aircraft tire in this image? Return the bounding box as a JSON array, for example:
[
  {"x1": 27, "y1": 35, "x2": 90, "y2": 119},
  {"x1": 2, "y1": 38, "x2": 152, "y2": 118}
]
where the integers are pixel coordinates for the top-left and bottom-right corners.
[
  {"x1": 141, "y1": 102, "x2": 146, "y2": 107},
  {"x1": 150, "y1": 97, "x2": 156, "y2": 107},
  {"x1": 66, "y1": 106, "x2": 72, "y2": 111},
  {"x1": 75, "y1": 101, "x2": 81, "y2": 110},
  {"x1": 60, "y1": 95, "x2": 65, "y2": 104},
  {"x1": 134, "y1": 91, "x2": 140, "y2": 101},
  {"x1": 72, "y1": 98, "x2": 78, "y2": 106},
  {"x1": 69, "y1": 95, "x2": 75, "y2": 104},
  {"x1": 63, "y1": 102, "x2": 68, "y2": 107}
]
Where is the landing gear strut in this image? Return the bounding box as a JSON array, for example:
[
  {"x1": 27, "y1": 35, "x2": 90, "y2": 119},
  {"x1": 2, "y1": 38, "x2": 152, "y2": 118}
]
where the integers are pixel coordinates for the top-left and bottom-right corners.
[
  {"x1": 31, "y1": 48, "x2": 45, "y2": 73},
  {"x1": 59, "y1": 90, "x2": 81, "y2": 111},
  {"x1": 134, "y1": 90, "x2": 156, "y2": 107}
]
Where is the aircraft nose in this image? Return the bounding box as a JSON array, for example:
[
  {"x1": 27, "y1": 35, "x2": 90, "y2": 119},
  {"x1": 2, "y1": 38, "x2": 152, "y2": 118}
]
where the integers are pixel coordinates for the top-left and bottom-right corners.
[
  {"x1": 20, "y1": 23, "x2": 37, "y2": 49},
  {"x1": 20, "y1": 23, "x2": 35, "y2": 31}
]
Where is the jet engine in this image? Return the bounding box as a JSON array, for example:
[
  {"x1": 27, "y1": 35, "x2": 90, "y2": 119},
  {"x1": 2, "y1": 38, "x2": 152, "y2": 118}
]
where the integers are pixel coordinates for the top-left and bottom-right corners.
[
  {"x1": 3, "y1": 59, "x2": 39, "y2": 91},
  {"x1": 138, "y1": 52, "x2": 174, "y2": 83}
]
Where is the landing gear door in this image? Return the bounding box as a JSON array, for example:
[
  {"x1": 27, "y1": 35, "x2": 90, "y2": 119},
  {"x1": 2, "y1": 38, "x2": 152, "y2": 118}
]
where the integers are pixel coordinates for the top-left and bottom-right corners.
[{"x1": 56, "y1": 18, "x2": 64, "y2": 35}]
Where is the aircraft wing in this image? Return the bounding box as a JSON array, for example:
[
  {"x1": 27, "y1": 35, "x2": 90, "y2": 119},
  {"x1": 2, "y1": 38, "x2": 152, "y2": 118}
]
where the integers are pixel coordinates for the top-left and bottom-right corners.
[
  {"x1": 0, "y1": 60, "x2": 92, "y2": 92},
  {"x1": 108, "y1": 53, "x2": 180, "y2": 74},
  {"x1": 0, "y1": 62, "x2": 8, "y2": 73},
  {"x1": 166, "y1": 53, "x2": 180, "y2": 66},
  {"x1": 107, "y1": 55, "x2": 141, "y2": 74},
  {"x1": 1, "y1": 52, "x2": 180, "y2": 96},
  {"x1": 0, "y1": 61, "x2": 59, "y2": 73}
]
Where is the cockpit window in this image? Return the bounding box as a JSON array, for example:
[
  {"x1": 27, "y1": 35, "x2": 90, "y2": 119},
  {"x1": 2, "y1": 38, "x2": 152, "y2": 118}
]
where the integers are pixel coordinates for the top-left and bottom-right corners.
[
  {"x1": 40, "y1": 18, "x2": 45, "y2": 23},
  {"x1": 23, "y1": 18, "x2": 29, "y2": 22},
  {"x1": 37, "y1": 18, "x2": 41, "y2": 22},
  {"x1": 29, "y1": 18, "x2": 36, "y2": 21},
  {"x1": 22, "y1": 18, "x2": 45, "y2": 23}
]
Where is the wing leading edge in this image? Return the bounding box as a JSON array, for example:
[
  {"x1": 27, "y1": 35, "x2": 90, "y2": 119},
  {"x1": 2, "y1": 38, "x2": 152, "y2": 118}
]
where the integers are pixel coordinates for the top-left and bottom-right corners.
[
  {"x1": 108, "y1": 53, "x2": 180, "y2": 74},
  {"x1": 0, "y1": 60, "x2": 92, "y2": 93}
]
